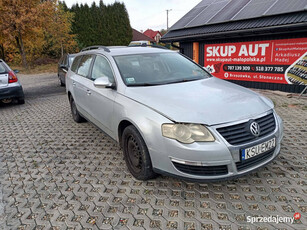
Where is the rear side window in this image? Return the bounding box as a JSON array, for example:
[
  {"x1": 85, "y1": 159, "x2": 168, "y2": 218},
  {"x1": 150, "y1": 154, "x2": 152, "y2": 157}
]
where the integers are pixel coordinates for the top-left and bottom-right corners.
[
  {"x1": 63, "y1": 55, "x2": 68, "y2": 66},
  {"x1": 68, "y1": 56, "x2": 75, "y2": 67},
  {"x1": 71, "y1": 56, "x2": 82, "y2": 73},
  {"x1": 0, "y1": 63, "x2": 6, "y2": 73},
  {"x1": 77, "y1": 55, "x2": 94, "y2": 77},
  {"x1": 58, "y1": 56, "x2": 63, "y2": 65}
]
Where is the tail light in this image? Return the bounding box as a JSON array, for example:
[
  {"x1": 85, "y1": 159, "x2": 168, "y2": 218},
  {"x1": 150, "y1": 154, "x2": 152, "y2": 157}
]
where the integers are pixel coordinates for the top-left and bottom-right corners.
[{"x1": 8, "y1": 71, "x2": 18, "y2": 83}]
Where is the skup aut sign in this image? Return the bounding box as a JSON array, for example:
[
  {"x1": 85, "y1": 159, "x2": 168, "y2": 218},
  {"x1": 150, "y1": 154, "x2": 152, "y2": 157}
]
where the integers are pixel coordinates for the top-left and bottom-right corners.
[{"x1": 204, "y1": 38, "x2": 307, "y2": 85}]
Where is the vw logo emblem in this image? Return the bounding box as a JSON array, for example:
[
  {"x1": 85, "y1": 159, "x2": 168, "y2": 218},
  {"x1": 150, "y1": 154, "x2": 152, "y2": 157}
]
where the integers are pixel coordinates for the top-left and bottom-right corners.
[{"x1": 250, "y1": 121, "x2": 260, "y2": 136}]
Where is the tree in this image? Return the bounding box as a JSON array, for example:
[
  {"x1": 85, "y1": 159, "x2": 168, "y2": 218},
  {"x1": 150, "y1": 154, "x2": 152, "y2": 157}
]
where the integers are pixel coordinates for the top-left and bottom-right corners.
[
  {"x1": 0, "y1": 0, "x2": 54, "y2": 68},
  {"x1": 69, "y1": 1, "x2": 132, "y2": 48},
  {"x1": 0, "y1": 0, "x2": 76, "y2": 67},
  {"x1": 43, "y1": 1, "x2": 77, "y2": 57}
]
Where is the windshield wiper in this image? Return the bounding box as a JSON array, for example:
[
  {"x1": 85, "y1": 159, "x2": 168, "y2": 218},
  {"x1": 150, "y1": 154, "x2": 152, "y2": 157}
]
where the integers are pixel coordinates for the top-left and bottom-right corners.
[
  {"x1": 127, "y1": 77, "x2": 202, "y2": 87},
  {"x1": 127, "y1": 83, "x2": 163, "y2": 87},
  {"x1": 164, "y1": 77, "x2": 202, "y2": 85}
]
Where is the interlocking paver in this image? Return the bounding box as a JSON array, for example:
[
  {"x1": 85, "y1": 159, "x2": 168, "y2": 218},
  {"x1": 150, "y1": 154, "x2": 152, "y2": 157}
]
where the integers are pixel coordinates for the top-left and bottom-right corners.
[{"x1": 0, "y1": 73, "x2": 306, "y2": 229}]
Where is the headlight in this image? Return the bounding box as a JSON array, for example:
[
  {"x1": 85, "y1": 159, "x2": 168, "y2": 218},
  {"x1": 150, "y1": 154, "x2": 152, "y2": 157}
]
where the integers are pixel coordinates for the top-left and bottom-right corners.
[{"x1": 162, "y1": 123, "x2": 215, "y2": 144}]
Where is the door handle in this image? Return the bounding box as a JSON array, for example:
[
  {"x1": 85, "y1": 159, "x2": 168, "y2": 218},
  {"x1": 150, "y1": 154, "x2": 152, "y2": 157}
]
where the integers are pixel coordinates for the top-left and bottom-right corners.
[
  {"x1": 87, "y1": 90, "x2": 91, "y2": 95},
  {"x1": 72, "y1": 81, "x2": 76, "y2": 86}
]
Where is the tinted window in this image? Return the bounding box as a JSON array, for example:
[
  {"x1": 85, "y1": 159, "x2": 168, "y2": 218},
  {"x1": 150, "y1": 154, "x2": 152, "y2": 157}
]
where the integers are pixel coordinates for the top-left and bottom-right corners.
[
  {"x1": 58, "y1": 56, "x2": 64, "y2": 65},
  {"x1": 91, "y1": 55, "x2": 115, "y2": 83},
  {"x1": 68, "y1": 56, "x2": 75, "y2": 67},
  {"x1": 63, "y1": 55, "x2": 68, "y2": 66},
  {"x1": 71, "y1": 56, "x2": 82, "y2": 73},
  {"x1": 77, "y1": 55, "x2": 93, "y2": 77}
]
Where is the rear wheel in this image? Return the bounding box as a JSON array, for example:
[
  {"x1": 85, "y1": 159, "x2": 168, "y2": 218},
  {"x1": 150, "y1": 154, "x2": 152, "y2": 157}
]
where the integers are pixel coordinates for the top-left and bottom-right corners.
[
  {"x1": 69, "y1": 96, "x2": 85, "y2": 123},
  {"x1": 122, "y1": 125, "x2": 158, "y2": 180}
]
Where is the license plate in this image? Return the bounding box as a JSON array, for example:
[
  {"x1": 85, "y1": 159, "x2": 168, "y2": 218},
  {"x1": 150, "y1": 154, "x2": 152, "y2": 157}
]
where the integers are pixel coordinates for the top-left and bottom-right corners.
[{"x1": 241, "y1": 138, "x2": 276, "y2": 161}]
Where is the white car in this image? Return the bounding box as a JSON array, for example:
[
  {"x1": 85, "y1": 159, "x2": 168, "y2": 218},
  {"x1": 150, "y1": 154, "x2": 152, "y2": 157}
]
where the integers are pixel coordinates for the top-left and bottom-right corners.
[
  {"x1": 66, "y1": 46, "x2": 283, "y2": 181},
  {"x1": 0, "y1": 59, "x2": 24, "y2": 104}
]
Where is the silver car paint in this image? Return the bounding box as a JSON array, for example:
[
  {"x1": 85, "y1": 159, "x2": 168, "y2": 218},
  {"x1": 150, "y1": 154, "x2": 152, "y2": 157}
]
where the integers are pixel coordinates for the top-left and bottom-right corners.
[
  {"x1": 124, "y1": 77, "x2": 272, "y2": 125},
  {"x1": 0, "y1": 73, "x2": 9, "y2": 87},
  {"x1": 0, "y1": 62, "x2": 23, "y2": 94},
  {"x1": 66, "y1": 47, "x2": 283, "y2": 180}
]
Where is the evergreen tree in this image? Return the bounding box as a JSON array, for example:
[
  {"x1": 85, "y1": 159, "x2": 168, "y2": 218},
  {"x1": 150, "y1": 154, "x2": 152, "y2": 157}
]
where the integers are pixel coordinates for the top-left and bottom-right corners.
[{"x1": 69, "y1": 1, "x2": 132, "y2": 48}]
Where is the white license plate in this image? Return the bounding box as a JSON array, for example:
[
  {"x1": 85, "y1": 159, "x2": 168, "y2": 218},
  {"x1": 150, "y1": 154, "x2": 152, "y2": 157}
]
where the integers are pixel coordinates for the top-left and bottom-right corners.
[{"x1": 241, "y1": 138, "x2": 276, "y2": 161}]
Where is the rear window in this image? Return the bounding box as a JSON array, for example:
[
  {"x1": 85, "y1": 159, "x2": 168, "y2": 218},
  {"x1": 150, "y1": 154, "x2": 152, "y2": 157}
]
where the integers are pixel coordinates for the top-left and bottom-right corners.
[{"x1": 0, "y1": 63, "x2": 6, "y2": 74}]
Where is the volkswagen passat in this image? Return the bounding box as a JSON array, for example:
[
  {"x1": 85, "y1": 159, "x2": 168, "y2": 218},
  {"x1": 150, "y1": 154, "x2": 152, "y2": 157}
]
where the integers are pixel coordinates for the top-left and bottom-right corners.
[{"x1": 66, "y1": 46, "x2": 283, "y2": 181}]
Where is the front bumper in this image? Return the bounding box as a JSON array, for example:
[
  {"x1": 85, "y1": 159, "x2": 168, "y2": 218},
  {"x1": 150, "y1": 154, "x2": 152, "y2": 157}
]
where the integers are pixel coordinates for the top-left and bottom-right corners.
[
  {"x1": 151, "y1": 110, "x2": 283, "y2": 181},
  {"x1": 0, "y1": 85, "x2": 24, "y2": 100}
]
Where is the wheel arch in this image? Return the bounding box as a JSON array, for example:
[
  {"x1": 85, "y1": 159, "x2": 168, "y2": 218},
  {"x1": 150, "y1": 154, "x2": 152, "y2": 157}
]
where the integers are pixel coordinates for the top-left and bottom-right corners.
[
  {"x1": 118, "y1": 120, "x2": 134, "y2": 148},
  {"x1": 117, "y1": 119, "x2": 150, "y2": 149},
  {"x1": 67, "y1": 91, "x2": 72, "y2": 101}
]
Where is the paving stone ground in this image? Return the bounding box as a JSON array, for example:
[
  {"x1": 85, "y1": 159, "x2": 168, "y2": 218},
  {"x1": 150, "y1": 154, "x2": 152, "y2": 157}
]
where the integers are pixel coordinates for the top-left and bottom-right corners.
[{"x1": 0, "y1": 73, "x2": 306, "y2": 230}]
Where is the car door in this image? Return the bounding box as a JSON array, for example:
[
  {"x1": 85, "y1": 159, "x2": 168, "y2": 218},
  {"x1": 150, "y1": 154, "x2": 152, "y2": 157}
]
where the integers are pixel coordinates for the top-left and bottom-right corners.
[
  {"x1": 85, "y1": 55, "x2": 117, "y2": 137},
  {"x1": 72, "y1": 55, "x2": 95, "y2": 117}
]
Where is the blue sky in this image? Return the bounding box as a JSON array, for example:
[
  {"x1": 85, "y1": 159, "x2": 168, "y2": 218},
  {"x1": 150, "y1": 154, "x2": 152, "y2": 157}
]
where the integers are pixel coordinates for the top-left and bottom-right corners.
[{"x1": 64, "y1": 0, "x2": 201, "y2": 31}]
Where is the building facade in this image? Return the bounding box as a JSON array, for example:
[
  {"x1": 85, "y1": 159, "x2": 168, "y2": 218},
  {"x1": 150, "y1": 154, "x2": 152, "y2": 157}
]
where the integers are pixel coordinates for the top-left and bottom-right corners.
[{"x1": 161, "y1": 0, "x2": 307, "y2": 93}]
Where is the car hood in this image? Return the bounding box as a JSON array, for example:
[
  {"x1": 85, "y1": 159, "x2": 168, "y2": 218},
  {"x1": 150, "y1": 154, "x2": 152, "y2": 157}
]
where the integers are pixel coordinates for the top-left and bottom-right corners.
[{"x1": 124, "y1": 77, "x2": 272, "y2": 125}]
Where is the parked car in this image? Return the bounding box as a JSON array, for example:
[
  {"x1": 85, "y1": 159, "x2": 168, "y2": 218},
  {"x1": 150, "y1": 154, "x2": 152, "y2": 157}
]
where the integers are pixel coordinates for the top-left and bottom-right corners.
[
  {"x1": 129, "y1": 40, "x2": 153, "y2": 46},
  {"x1": 58, "y1": 53, "x2": 77, "y2": 86},
  {"x1": 66, "y1": 46, "x2": 283, "y2": 181},
  {"x1": 0, "y1": 59, "x2": 24, "y2": 104}
]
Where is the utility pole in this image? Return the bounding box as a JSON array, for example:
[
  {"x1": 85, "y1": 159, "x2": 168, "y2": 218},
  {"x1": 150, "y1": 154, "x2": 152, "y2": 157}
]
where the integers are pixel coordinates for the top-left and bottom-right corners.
[{"x1": 166, "y1": 9, "x2": 172, "y2": 30}]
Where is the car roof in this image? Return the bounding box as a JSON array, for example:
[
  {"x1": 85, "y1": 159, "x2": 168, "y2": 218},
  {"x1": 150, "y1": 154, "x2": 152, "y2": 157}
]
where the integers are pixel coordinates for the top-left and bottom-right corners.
[{"x1": 80, "y1": 46, "x2": 173, "y2": 57}]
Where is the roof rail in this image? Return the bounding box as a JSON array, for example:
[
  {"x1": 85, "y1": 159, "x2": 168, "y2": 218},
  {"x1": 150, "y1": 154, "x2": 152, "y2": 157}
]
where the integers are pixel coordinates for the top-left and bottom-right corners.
[
  {"x1": 81, "y1": 46, "x2": 110, "y2": 52},
  {"x1": 128, "y1": 44, "x2": 168, "y2": 50}
]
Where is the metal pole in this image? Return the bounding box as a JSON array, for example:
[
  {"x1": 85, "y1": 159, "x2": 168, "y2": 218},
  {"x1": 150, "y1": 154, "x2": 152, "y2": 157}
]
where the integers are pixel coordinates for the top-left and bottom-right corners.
[{"x1": 166, "y1": 9, "x2": 172, "y2": 30}]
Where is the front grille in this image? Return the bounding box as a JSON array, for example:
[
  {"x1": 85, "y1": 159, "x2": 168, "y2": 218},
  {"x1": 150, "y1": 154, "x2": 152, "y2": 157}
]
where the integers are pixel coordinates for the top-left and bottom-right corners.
[
  {"x1": 173, "y1": 162, "x2": 228, "y2": 176},
  {"x1": 236, "y1": 148, "x2": 275, "y2": 171},
  {"x1": 216, "y1": 113, "x2": 276, "y2": 145}
]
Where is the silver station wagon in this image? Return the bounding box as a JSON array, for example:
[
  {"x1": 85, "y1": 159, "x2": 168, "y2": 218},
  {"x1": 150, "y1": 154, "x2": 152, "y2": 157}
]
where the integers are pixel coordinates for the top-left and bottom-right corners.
[{"x1": 66, "y1": 46, "x2": 283, "y2": 181}]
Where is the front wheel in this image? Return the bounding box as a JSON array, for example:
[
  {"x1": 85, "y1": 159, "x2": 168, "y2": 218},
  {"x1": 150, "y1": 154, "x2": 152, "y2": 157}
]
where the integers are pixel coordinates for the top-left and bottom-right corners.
[
  {"x1": 69, "y1": 96, "x2": 85, "y2": 123},
  {"x1": 122, "y1": 125, "x2": 158, "y2": 180}
]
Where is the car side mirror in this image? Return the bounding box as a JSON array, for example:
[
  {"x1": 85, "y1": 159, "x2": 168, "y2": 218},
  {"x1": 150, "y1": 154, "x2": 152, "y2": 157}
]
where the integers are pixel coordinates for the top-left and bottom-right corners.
[
  {"x1": 60, "y1": 64, "x2": 68, "y2": 70},
  {"x1": 94, "y1": 77, "x2": 114, "y2": 89},
  {"x1": 13, "y1": 69, "x2": 19, "y2": 73}
]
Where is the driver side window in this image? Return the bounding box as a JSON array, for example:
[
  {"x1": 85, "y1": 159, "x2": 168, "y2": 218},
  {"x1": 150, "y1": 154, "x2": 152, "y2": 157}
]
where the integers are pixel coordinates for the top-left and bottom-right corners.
[{"x1": 91, "y1": 55, "x2": 115, "y2": 83}]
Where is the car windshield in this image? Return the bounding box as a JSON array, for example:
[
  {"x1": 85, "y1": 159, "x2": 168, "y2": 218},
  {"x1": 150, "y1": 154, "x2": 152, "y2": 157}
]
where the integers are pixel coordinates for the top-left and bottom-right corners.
[{"x1": 114, "y1": 52, "x2": 210, "y2": 86}]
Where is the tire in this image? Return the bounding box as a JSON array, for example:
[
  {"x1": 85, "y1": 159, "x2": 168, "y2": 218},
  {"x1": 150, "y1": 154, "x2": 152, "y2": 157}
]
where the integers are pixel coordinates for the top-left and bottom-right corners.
[
  {"x1": 1, "y1": 98, "x2": 12, "y2": 104},
  {"x1": 69, "y1": 96, "x2": 85, "y2": 123},
  {"x1": 17, "y1": 98, "x2": 25, "y2": 104},
  {"x1": 122, "y1": 125, "x2": 158, "y2": 180}
]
